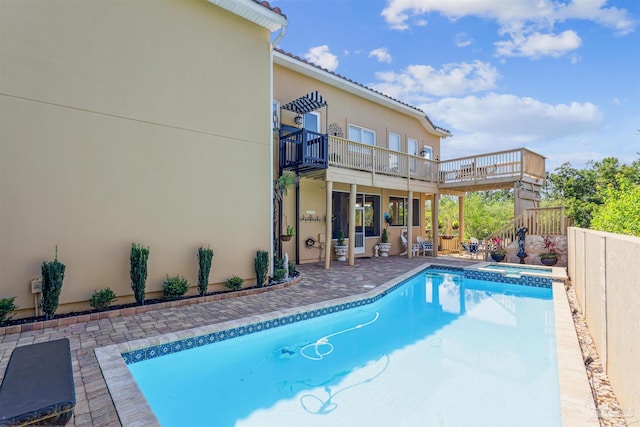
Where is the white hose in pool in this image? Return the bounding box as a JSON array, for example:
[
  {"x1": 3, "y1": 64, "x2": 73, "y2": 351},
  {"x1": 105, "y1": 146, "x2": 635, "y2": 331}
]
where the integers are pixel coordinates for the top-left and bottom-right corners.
[{"x1": 300, "y1": 312, "x2": 380, "y2": 361}]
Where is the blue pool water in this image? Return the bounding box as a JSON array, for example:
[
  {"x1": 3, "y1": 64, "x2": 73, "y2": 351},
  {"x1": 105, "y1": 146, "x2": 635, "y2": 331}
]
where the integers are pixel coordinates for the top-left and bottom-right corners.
[{"x1": 128, "y1": 269, "x2": 560, "y2": 426}]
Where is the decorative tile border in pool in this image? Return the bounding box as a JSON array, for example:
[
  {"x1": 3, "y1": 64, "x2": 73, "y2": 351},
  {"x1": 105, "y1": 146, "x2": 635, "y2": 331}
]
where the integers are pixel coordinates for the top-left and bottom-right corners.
[{"x1": 121, "y1": 263, "x2": 550, "y2": 365}]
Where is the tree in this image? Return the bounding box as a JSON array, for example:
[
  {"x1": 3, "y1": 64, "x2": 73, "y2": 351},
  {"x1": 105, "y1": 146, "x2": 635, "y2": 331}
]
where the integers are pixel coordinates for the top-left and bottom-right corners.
[
  {"x1": 545, "y1": 156, "x2": 640, "y2": 229},
  {"x1": 591, "y1": 175, "x2": 640, "y2": 237}
]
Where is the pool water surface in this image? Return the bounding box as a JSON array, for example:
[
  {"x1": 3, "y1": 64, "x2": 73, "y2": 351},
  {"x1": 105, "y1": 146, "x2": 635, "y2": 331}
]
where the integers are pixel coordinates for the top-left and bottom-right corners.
[{"x1": 127, "y1": 268, "x2": 560, "y2": 426}]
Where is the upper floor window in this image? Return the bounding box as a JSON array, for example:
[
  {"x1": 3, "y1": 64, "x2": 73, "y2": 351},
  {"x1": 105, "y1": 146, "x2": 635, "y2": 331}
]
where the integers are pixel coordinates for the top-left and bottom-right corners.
[
  {"x1": 421, "y1": 144, "x2": 433, "y2": 160},
  {"x1": 304, "y1": 112, "x2": 320, "y2": 132},
  {"x1": 349, "y1": 124, "x2": 375, "y2": 146},
  {"x1": 388, "y1": 132, "x2": 400, "y2": 151}
]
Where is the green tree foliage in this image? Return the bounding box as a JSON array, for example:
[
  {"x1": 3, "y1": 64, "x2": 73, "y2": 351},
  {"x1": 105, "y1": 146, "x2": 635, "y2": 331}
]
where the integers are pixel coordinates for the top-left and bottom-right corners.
[
  {"x1": 130, "y1": 243, "x2": 150, "y2": 305},
  {"x1": 591, "y1": 174, "x2": 640, "y2": 236},
  {"x1": 545, "y1": 157, "x2": 640, "y2": 229},
  {"x1": 463, "y1": 192, "x2": 513, "y2": 240},
  {"x1": 427, "y1": 192, "x2": 513, "y2": 240},
  {"x1": 254, "y1": 250, "x2": 269, "y2": 288},
  {"x1": 197, "y1": 246, "x2": 214, "y2": 296},
  {"x1": 41, "y1": 247, "x2": 65, "y2": 320}
]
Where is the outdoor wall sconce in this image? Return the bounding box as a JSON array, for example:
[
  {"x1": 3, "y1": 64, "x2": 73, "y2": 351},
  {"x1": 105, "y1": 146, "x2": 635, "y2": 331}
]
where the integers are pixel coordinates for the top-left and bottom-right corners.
[{"x1": 294, "y1": 115, "x2": 303, "y2": 126}]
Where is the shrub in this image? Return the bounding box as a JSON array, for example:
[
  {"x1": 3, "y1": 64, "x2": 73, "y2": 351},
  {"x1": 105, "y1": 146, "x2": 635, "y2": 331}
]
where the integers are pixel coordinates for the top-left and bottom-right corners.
[
  {"x1": 381, "y1": 228, "x2": 389, "y2": 243},
  {"x1": 0, "y1": 297, "x2": 18, "y2": 326},
  {"x1": 273, "y1": 269, "x2": 286, "y2": 281},
  {"x1": 130, "y1": 243, "x2": 150, "y2": 305},
  {"x1": 288, "y1": 261, "x2": 296, "y2": 275},
  {"x1": 162, "y1": 275, "x2": 190, "y2": 301},
  {"x1": 225, "y1": 275, "x2": 244, "y2": 291},
  {"x1": 89, "y1": 288, "x2": 117, "y2": 311},
  {"x1": 273, "y1": 256, "x2": 285, "y2": 270},
  {"x1": 337, "y1": 229, "x2": 345, "y2": 246},
  {"x1": 197, "y1": 246, "x2": 214, "y2": 296},
  {"x1": 41, "y1": 247, "x2": 65, "y2": 320},
  {"x1": 254, "y1": 250, "x2": 269, "y2": 288}
]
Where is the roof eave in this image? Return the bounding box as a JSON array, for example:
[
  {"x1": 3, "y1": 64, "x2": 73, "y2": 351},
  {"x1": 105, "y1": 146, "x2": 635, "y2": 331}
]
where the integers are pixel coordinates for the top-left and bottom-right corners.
[
  {"x1": 274, "y1": 50, "x2": 448, "y2": 138},
  {"x1": 208, "y1": 0, "x2": 287, "y2": 31}
]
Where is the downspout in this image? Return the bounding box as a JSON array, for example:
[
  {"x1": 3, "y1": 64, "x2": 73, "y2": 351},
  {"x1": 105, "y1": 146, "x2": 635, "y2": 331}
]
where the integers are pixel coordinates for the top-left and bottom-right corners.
[
  {"x1": 272, "y1": 24, "x2": 287, "y2": 50},
  {"x1": 270, "y1": 21, "x2": 288, "y2": 275}
]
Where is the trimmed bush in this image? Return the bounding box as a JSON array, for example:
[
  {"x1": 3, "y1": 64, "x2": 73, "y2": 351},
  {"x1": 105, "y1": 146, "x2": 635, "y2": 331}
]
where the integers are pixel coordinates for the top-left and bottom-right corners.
[
  {"x1": 0, "y1": 297, "x2": 18, "y2": 326},
  {"x1": 162, "y1": 275, "x2": 190, "y2": 301},
  {"x1": 89, "y1": 288, "x2": 117, "y2": 311},
  {"x1": 197, "y1": 246, "x2": 214, "y2": 296},
  {"x1": 273, "y1": 269, "x2": 286, "y2": 281},
  {"x1": 254, "y1": 250, "x2": 269, "y2": 288},
  {"x1": 41, "y1": 247, "x2": 65, "y2": 320},
  {"x1": 288, "y1": 261, "x2": 296, "y2": 275},
  {"x1": 130, "y1": 243, "x2": 149, "y2": 305},
  {"x1": 225, "y1": 275, "x2": 244, "y2": 291}
]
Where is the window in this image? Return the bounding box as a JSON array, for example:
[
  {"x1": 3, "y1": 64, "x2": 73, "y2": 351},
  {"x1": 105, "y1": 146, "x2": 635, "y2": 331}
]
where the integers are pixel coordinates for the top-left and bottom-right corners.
[
  {"x1": 272, "y1": 101, "x2": 280, "y2": 130},
  {"x1": 421, "y1": 145, "x2": 433, "y2": 160},
  {"x1": 388, "y1": 197, "x2": 420, "y2": 226},
  {"x1": 388, "y1": 132, "x2": 400, "y2": 171},
  {"x1": 332, "y1": 192, "x2": 381, "y2": 238},
  {"x1": 348, "y1": 124, "x2": 375, "y2": 146},
  {"x1": 304, "y1": 112, "x2": 320, "y2": 132},
  {"x1": 363, "y1": 195, "x2": 381, "y2": 237}
]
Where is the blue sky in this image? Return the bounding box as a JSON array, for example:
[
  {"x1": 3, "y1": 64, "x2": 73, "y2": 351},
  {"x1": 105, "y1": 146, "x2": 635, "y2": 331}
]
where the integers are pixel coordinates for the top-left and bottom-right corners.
[{"x1": 270, "y1": 0, "x2": 639, "y2": 171}]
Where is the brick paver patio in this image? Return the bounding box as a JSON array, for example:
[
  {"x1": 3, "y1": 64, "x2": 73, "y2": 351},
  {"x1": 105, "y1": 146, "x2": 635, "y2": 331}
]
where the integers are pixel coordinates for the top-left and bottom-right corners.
[{"x1": 0, "y1": 256, "x2": 476, "y2": 426}]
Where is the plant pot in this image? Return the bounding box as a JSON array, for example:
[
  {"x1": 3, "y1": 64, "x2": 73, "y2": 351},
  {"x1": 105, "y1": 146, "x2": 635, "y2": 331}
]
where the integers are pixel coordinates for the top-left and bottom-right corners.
[
  {"x1": 334, "y1": 245, "x2": 348, "y2": 261},
  {"x1": 378, "y1": 242, "x2": 391, "y2": 257},
  {"x1": 540, "y1": 256, "x2": 558, "y2": 266},
  {"x1": 491, "y1": 253, "x2": 506, "y2": 262},
  {"x1": 280, "y1": 235, "x2": 292, "y2": 242}
]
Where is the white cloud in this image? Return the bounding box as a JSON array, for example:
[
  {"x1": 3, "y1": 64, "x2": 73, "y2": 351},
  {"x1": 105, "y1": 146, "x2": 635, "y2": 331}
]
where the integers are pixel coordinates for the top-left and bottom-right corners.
[
  {"x1": 381, "y1": 0, "x2": 635, "y2": 58},
  {"x1": 303, "y1": 45, "x2": 339, "y2": 71},
  {"x1": 455, "y1": 32, "x2": 473, "y2": 48},
  {"x1": 419, "y1": 93, "x2": 603, "y2": 160},
  {"x1": 369, "y1": 47, "x2": 393, "y2": 63},
  {"x1": 370, "y1": 61, "x2": 499, "y2": 100},
  {"x1": 495, "y1": 30, "x2": 582, "y2": 58}
]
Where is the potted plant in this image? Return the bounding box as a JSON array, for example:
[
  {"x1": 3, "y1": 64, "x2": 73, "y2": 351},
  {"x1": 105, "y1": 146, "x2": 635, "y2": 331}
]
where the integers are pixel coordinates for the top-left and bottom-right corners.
[
  {"x1": 490, "y1": 237, "x2": 506, "y2": 262},
  {"x1": 379, "y1": 228, "x2": 391, "y2": 257},
  {"x1": 280, "y1": 225, "x2": 295, "y2": 241},
  {"x1": 334, "y1": 229, "x2": 348, "y2": 261},
  {"x1": 539, "y1": 236, "x2": 559, "y2": 266}
]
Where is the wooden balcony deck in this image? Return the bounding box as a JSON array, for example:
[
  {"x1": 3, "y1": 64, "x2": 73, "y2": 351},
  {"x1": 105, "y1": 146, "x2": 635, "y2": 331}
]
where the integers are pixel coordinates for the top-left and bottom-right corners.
[{"x1": 280, "y1": 134, "x2": 546, "y2": 191}]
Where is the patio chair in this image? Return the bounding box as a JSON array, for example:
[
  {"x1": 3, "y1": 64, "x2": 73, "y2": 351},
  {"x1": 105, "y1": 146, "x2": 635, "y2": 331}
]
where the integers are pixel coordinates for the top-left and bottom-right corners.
[
  {"x1": 469, "y1": 237, "x2": 480, "y2": 258},
  {"x1": 416, "y1": 236, "x2": 433, "y2": 256},
  {"x1": 401, "y1": 230, "x2": 420, "y2": 257}
]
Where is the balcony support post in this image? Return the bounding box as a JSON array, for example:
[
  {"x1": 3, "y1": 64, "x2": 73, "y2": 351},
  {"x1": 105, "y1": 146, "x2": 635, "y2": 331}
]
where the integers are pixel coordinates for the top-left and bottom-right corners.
[
  {"x1": 348, "y1": 183, "x2": 356, "y2": 266},
  {"x1": 407, "y1": 190, "x2": 413, "y2": 259},
  {"x1": 324, "y1": 180, "x2": 333, "y2": 269}
]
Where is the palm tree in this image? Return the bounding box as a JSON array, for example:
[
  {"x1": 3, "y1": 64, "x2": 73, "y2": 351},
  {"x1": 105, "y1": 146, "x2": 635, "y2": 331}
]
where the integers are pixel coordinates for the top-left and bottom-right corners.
[{"x1": 274, "y1": 171, "x2": 295, "y2": 253}]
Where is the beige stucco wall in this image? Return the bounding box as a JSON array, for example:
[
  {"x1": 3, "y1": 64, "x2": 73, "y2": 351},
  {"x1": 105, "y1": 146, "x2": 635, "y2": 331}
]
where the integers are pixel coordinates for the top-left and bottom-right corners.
[
  {"x1": 273, "y1": 61, "x2": 439, "y2": 264},
  {"x1": 568, "y1": 227, "x2": 640, "y2": 418},
  {"x1": 274, "y1": 63, "x2": 441, "y2": 157},
  {"x1": 1, "y1": 0, "x2": 274, "y2": 317}
]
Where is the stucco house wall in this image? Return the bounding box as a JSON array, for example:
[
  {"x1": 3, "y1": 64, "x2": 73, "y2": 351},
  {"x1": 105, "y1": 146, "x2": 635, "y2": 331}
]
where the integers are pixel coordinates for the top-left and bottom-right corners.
[
  {"x1": 273, "y1": 56, "x2": 444, "y2": 264},
  {"x1": 0, "y1": 0, "x2": 279, "y2": 317}
]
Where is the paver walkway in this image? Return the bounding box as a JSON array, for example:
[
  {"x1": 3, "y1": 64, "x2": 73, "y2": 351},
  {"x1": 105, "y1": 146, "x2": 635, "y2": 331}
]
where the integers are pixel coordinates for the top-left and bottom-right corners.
[{"x1": 0, "y1": 256, "x2": 476, "y2": 426}]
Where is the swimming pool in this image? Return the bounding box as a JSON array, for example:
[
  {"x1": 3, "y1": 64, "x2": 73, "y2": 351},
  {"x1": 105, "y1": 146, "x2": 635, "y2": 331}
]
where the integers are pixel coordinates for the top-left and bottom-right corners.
[{"x1": 125, "y1": 267, "x2": 560, "y2": 426}]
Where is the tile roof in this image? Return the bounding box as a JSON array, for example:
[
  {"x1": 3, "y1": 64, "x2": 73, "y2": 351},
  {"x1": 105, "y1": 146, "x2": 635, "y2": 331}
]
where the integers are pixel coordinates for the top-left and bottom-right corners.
[
  {"x1": 274, "y1": 48, "x2": 451, "y2": 136},
  {"x1": 253, "y1": 0, "x2": 286, "y2": 18}
]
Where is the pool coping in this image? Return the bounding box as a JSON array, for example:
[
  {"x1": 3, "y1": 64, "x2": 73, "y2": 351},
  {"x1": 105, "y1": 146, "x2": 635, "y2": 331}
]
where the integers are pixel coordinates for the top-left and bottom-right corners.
[{"x1": 95, "y1": 263, "x2": 594, "y2": 426}]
